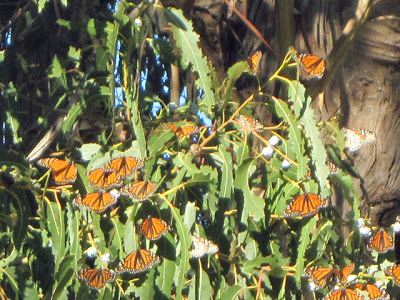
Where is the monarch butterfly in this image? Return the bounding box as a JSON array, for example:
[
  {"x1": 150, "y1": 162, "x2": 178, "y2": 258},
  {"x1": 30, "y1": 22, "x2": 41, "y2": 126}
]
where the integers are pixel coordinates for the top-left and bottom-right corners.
[
  {"x1": 303, "y1": 266, "x2": 335, "y2": 288},
  {"x1": 327, "y1": 162, "x2": 339, "y2": 175},
  {"x1": 367, "y1": 228, "x2": 393, "y2": 253},
  {"x1": 120, "y1": 181, "x2": 157, "y2": 201},
  {"x1": 303, "y1": 263, "x2": 354, "y2": 288},
  {"x1": 116, "y1": 249, "x2": 160, "y2": 274},
  {"x1": 190, "y1": 235, "x2": 219, "y2": 258},
  {"x1": 323, "y1": 288, "x2": 364, "y2": 300},
  {"x1": 284, "y1": 193, "x2": 328, "y2": 218},
  {"x1": 139, "y1": 216, "x2": 170, "y2": 240},
  {"x1": 295, "y1": 54, "x2": 326, "y2": 78},
  {"x1": 38, "y1": 158, "x2": 77, "y2": 185},
  {"x1": 87, "y1": 168, "x2": 123, "y2": 189},
  {"x1": 353, "y1": 283, "x2": 389, "y2": 300},
  {"x1": 163, "y1": 123, "x2": 201, "y2": 138},
  {"x1": 385, "y1": 264, "x2": 400, "y2": 285},
  {"x1": 73, "y1": 192, "x2": 118, "y2": 213},
  {"x1": 76, "y1": 268, "x2": 116, "y2": 289},
  {"x1": 342, "y1": 128, "x2": 376, "y2": 153},
  {"x1": 104, "y1": 156, "x2": 144, "y2": 178},
  {"x1": 236, "y1": 114, "x2": 264, "y2": 132},
  {"x1": 248, "y1": 51, "x2": 262, "y2": 73}
]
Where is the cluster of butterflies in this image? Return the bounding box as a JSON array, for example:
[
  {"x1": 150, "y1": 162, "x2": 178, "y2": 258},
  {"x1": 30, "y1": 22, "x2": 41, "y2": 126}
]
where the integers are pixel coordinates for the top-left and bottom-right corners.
[
  {"x1": 303, "y1": 262, "x2": 390, "y2": 300},
  {"x1": 75, "y1": 233, "x2": 219, "y2": 290},
  {"x1": 38, "y1": 156, "x2": 157, "y2": 213}
]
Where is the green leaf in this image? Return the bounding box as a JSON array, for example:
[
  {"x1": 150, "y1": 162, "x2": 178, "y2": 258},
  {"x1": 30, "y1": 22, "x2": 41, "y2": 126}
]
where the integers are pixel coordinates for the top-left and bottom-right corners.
[
  {"x1": 234, "y1": 158, "x2": 265, "y2": 222},
  {"x1": 220, "y1": 285, "x2": 243, "y2": 300},
  {"x1": 46, "y1": 199, "x2": 66, "y2": 266},
  {"x1": 78, "y1": 143, "x2": 102, "y2": 161},
  {"x1": 294, "y1": 218, "x2": 316, "y2": 283},
  {"x1": 211, "y1": 145, "x2": 233, "y2": 198},
  {"x1": 10, "y1": 189, "x2": 29, "y2": 249},
  {"x1": 61, "y1": 101, "x2": 87, "y2": 134},
  {"x1": 156, "y1": 258, "x2": 175, "y2": 299},
  {"x1": 168, "y1": 8, "x2": 216, "y2": 109}
]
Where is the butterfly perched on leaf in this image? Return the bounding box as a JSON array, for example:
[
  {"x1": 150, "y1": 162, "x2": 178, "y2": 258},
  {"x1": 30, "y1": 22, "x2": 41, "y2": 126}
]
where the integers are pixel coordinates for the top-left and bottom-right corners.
[
  {"x1": 190, "y1": 235, "x2": 219, "y2": 258},
  {"x1": 116, "y1": 249, "x2": 160, "y2": 274},
  {"x1": 248, "y1": 51, "x2": 262, "y2": 73},
  {"x1": 104, "y1": 156, "x2": 144, "y2": 178},
  {"x1": 163, "y1": 123, "x2": 201, "y2": 138},
  {"x1": 284, "y1": 193, "x2": 328, "y2": 218},
  {"x1": 303, "y1": 263, "x2": 354, "y2": 289},
  {"x1": 139, "y1": 216, "x2": 170, "y2": 240},
  {"x1": 38, "y1": 158, "x2": 77, "y2": 185},
  {"x1": 73, "y1": 192, "x2": 118, "y2": 213},
  {"x1": 87, "y1": 168, "x2": 123, "y2": 189},
  {"x1": 120, "y1": 181, "x2": 157, "y2": 201},
  {"x1": 295, "y1": 54, "x2": 326, "y2": 78},
  {"x1": 323, "y1": 288, "x2": 364, "y2": 300},
  {"x1": 76, "y1": 268, "x2": 116, "y2": 289},
  {"x1": 353, "y1": 282, "x2": 389, "y2": 300},
  {"x1": 236, "y1": 114, "x2": 264, "y2": 132},
  {"x1": 342, "y1": 128, "x2": 376, "y2": 152},
  {"x1": 367, "y1": 228, "x2": 393, "y2": 253}
]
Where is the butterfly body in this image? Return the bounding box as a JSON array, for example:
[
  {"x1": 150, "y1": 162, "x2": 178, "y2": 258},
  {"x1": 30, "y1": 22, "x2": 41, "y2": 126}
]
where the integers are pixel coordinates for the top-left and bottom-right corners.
[
  {"x1": 116, "y1": 249, "x2": 160, "y2": 274},
  {"x1": 163, "y1": 123, "x2": 201, "y2": 138},
  {"x1": 73, "y1": 192, "x2": 118, "y2": 213},
  {"x1": 190, "y1": 235, "x2": 219, "y2": 258},
  {"x1": 284, "y1": 193, "x2": 328, "y2": 218},
  {"x1": 104, "y1": 156, "x2": 144, "y2": 178},
  {"x1": 248, "y1": 51, "x2": 262, "y2": 73},
  {"x1": 236, "y1": 114, "x2": 263, "y2": 132},
  {"x1": 38, "y1": 158, "x2": 77, "y2": 185},
  {"x1": 342, "y1": 128, "x2": 376, "y2": 152},
  {"x1": 87, "y1": 168, "x2": 123, "y2": 189},
  {"x1": 120, "y1": 181, "x2": 157, "y2": 201},
  {"x1": 296, "y1": 54, "x2": 326, "y2": 78},
  {"x1": 76, "y1": 268, "x2": 115, "y2": 289},
  {"x1": 367, "y1": 229, "x2": 393, "y2": 253},
  {"x1": 139, "y1": 216, "x2": 170, "y2": 240}
]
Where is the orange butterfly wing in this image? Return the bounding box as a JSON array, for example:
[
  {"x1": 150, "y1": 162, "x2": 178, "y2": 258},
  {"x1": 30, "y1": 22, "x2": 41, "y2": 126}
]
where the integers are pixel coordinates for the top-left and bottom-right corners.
[
  {"x1": 385, "y1": 264, "x2": 400, "y2": 285},
  {"x1": 120, "y1": 181, "x2": 157, "y2": 201},
  {"x1": 104, "y1": 156, "x2": 144, "y2": 178},
  {"x1": 284, "y1": 193, "x2": 328, "y2": 217},
  {"x1": 339, "y1": 263, "x2": 355, "y2": 284},
  {"x1": 324, "y1": 288, "x2": 364, "y2": 300},
  {"x1": 38, "y1": 158, "x2": 77, "y2": 185},
  {"x1": 296, "y1": 54, "x2": 326, "y2": 78},
  {"x1": 164, "y1": 123, "x2": 200, "y2": 137},
  {"x1": 367, "y1": 229, "x2": 393, "y2": 253},
  {"x1": 139, "y1": 216, "x2": 170, "y2": 240},
  {"x1": 248, "y1": 51, "x2": 262, "y2": 73},
  {"x1": 303, "y1": 266, "x2": 334, "y2": 288},
  {"x1": 354, "y1": 283, "x2": 388, "y2": 300},
  {"x1": 87, "y1": 168, "x2": 123, "y2": 189},
  {"x1": 116, "y1": 249, "x2": 160, "y2": 274},
  {"x1": 76, "y1": 268, "x2": 115, "y2": 289},
  {"x1": 73, "y1": 192, "x2": 117, "y2": 213}
]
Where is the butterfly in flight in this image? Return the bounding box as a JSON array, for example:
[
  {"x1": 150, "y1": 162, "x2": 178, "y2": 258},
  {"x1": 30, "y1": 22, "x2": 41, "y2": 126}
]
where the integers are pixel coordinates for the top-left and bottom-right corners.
[
  {"x1": 367, "y1": 228, "x2": 393, "y2": 253},
  {"x1": 163, "y1": 123, "x2": 202, "y2": 138},
  {"x1": 104, "y1": 156, "x2": 144, "y2": 178},
  {"x1": 73, "y1": 192, "x2": 118, "y2": 213},
  {"x1": 295, "y1": 54, "x2": 326, "y2": 78},
  {"x1": 323, "y1": 288, "x2": 364, "y2": 300},
  {"x1": 248, "y1": 51, "x2": 262, "y2": 73},
  {"x1": 342, "y1": 128, "x2": 376, "y2": 153},
  {"x1": 76, "y1": 268, "x2": 116, "y2": 290},
  {"x1": 284, "y1": 193, "x2": 328, "y2": 218},
  {"x1": 120, "y1": 181, "x2": 157, "y2": 201},
  {"x1": 190, "y1": 235, "x2": 219, "y2": 258},
  {"x1": 236, "y1": 114, "x2": 264, "y2": 132},
  {"x1": 87, "y1": 168, "x2": 123, "y2": 189},
  {"x1": 353, "y1": 282, "x2": 389, "y2": 300},
  {"x1": 116, "y1": 249, "x2": 160, "y2": 274},
  {"x1": 139, "y1": 216, "x2": 170, "y2": 240},
  {"x1": 38, "y1": 158, "x2": 77, "y2": 185}
]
